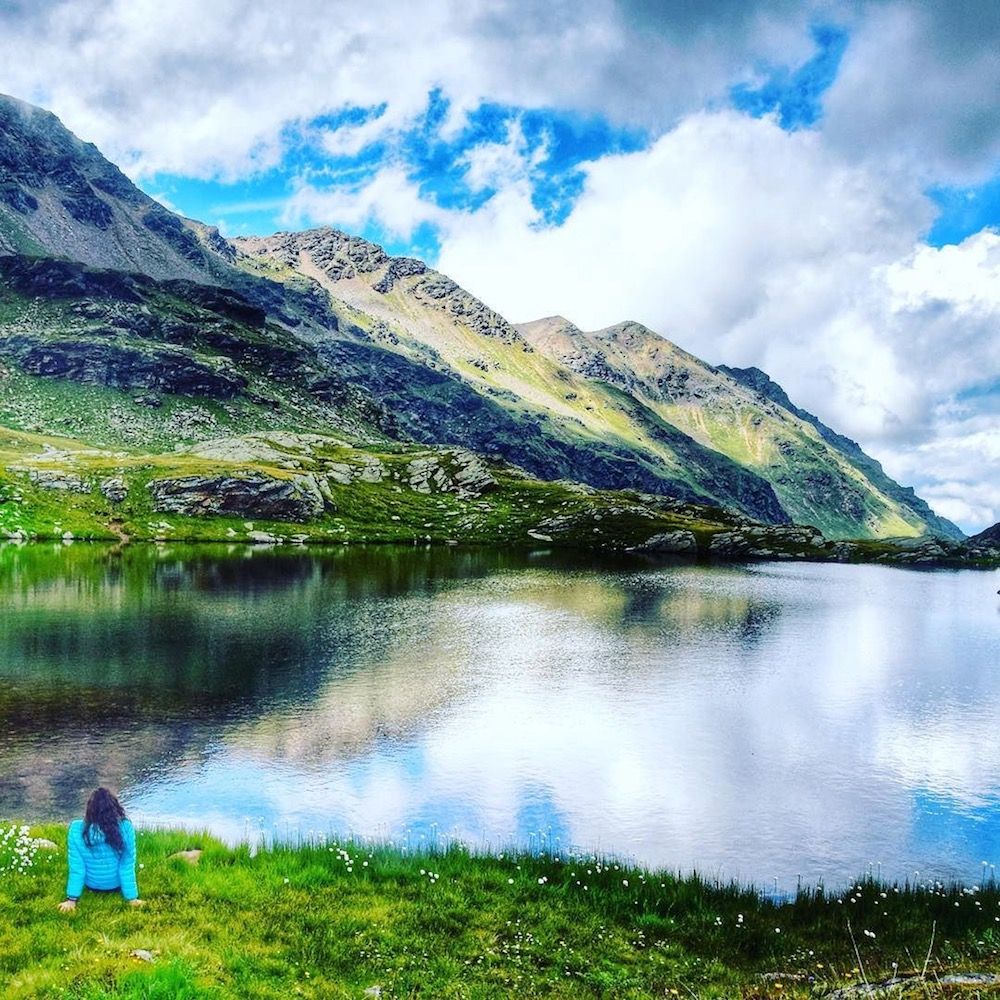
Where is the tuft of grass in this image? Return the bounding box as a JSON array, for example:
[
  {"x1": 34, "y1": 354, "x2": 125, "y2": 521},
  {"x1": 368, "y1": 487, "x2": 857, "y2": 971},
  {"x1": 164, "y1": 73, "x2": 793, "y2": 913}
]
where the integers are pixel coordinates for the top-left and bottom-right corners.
[{"x1": 0, "y1": 823, "x2": 998, "y2": 998}]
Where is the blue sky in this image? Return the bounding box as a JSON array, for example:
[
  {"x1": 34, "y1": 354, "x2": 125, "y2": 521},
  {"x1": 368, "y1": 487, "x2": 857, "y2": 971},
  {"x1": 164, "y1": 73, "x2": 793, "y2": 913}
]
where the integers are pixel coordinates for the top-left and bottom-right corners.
[{"x1": 0, "y1": 0, "x2": 997, "y2": 531}]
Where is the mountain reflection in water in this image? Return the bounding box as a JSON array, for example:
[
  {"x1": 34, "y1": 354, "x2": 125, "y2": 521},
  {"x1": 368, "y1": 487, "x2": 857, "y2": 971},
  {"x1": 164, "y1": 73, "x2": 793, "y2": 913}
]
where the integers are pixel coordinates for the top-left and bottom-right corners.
[{"x1": 1, "y1": 542, "x2": 996, "y2": 887}]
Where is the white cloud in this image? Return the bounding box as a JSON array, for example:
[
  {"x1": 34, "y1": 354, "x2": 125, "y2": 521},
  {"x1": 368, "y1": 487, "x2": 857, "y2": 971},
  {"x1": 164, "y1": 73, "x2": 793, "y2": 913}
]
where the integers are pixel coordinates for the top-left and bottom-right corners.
[
  {"x1": 437, "y1": 111, "x2": 928, "y2": 420},
  {"x1": 423, "y1": 114, "x2": 998, "y2": 531},
  {"x1": 319, "y1": 116, "x2": 391, "y2": 159},
  {"x1": 459, "y1": 118, "x2": 547, "y2": 193},
  {"x1": 822, "y1": 1, "x2": 1000, "y2": 183},
  {"x1": 282, "y1": 166, "x2": 448, "y2": 240},
  {"x1": 3, "y1": 1, "x2": 995, "y2": 183}
]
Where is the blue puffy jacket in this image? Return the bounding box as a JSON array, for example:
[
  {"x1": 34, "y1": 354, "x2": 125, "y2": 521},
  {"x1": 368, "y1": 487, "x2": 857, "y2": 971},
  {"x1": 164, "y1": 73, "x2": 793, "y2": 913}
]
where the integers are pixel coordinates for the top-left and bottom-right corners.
[{"x1": 65, "y1": 818, "x2": 138, "y2": 901}]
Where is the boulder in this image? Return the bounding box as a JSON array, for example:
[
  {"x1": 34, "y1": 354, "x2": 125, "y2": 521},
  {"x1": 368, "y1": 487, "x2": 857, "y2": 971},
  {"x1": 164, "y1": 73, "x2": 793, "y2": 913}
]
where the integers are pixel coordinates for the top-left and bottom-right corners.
[
  {"x1": 356, "y1": 457, "x2": 387, "y2": 483},
  {"x1": 708, "y1": 525, "x2": 823, "y2": 558},
  {"x1": 448, "y1": 450, "x2": 498, "y2": 498},
  {"x1": 100, "y1": 477, "x2": 128, "y2": 503},
  {"x1": 168, "y1": 849, "x2": 202, "y2": 864},
  {"x1": 637, "y1": 529, "x2": 698, "y2": 554}
]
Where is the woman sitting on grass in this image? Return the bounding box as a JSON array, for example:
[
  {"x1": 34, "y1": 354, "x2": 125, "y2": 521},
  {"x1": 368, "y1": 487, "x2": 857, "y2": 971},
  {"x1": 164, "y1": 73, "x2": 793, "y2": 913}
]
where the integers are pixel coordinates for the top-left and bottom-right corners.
[{"x1": 57, "y1": 787, "x2": 143, "y2": 912}]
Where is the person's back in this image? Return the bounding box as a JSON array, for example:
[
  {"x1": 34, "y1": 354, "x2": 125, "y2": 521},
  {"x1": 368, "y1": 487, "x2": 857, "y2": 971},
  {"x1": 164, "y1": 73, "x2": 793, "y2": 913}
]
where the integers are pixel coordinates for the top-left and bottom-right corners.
[
  {"x1": 67, "y1": 817, "x2": 138, "y2": 897},
  {"x1": 59, "y1": 788, "x2": 142, "y2": 912}
]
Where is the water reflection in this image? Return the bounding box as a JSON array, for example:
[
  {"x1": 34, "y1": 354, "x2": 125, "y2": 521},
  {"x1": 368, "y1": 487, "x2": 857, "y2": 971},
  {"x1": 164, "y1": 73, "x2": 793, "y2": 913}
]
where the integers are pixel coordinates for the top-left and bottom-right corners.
[{"x1": 1, "y1": 543, "x2": 997, "y2": 887}]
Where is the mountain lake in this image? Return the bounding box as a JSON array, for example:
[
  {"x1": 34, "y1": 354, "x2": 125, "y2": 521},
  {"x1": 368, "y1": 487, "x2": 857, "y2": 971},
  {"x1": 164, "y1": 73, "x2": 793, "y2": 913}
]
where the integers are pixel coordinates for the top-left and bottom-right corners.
[{"x1": 1, "y1": 542, "x2": 997, "y2": 891}]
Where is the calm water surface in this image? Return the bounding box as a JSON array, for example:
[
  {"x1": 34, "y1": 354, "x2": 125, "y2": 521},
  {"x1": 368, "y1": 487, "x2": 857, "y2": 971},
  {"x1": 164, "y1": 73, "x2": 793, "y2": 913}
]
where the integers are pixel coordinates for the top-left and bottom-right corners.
[{"x1": 1, "y1": 543, "x2": 997, "y2": 889}]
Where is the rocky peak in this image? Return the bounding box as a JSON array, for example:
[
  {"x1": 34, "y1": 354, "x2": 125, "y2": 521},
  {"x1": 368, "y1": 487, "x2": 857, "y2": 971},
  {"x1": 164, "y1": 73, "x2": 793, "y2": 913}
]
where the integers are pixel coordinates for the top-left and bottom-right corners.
[
  {"x1": 235, "y1": 227, "x2": 390, "y2": 280},
  {"x1": 236, "y1": 227, "x2": 527, "y2": 347},
  {"x1": 0, "y1": 93, "x2": 230, "y2": 281},
  {"x1": 717, "y1": 365, "x2": 797, "y2": 410}
]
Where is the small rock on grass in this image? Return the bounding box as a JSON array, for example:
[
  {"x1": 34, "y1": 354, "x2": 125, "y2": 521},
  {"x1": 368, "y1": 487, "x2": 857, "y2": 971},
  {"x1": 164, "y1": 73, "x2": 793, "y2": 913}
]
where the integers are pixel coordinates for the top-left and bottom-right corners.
[{"x1": 168, "y1": 849, "x2": 202, "y2": 864}]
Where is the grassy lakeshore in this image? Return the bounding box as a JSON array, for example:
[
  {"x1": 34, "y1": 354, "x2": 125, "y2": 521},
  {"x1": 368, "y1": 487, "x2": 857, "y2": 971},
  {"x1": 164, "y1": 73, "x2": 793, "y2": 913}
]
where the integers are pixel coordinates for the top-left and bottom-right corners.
[{"x1": 1, "y1": 825, "x2": 998, "y2": 998}]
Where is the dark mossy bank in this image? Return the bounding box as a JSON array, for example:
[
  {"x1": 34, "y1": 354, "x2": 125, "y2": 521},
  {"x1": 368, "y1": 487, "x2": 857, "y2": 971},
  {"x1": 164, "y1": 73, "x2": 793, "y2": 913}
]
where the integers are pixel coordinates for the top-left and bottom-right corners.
[{"x1": 1, "y1": 824, "x2": 998, "y2": 998}]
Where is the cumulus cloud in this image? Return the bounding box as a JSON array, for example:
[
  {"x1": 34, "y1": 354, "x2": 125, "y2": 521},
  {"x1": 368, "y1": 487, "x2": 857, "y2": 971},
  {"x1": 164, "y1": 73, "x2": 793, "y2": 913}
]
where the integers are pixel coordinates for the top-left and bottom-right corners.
[
  {"x1": 822, "y1": 1, "x2": 1000, "y2": 183},
  {"x1": 282, "y1": 167, "x2": 449, "y2": 240},
  {"x1": 1, "y1": 0, "x2": 995, "y2": 183},
  {"x1": 429, "y1": 115, "x2": 998, "y2": 531},
  {"x1": 437, "y1": 112, "x2": 930, "y2": 425}
]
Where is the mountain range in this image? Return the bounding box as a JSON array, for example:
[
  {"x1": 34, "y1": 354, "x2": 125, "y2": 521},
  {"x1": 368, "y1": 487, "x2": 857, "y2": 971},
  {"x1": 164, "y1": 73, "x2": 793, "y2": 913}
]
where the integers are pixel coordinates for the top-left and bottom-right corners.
[{"x1": 1, "y1": 92, "x2": 990, "y2": 562}]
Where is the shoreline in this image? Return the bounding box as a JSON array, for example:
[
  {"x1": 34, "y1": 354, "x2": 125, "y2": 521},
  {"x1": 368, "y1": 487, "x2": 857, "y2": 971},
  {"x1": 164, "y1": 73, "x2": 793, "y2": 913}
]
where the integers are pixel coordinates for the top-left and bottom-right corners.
[{"x1": 2, "y1": 533, "x2": 998, "y2": 573}]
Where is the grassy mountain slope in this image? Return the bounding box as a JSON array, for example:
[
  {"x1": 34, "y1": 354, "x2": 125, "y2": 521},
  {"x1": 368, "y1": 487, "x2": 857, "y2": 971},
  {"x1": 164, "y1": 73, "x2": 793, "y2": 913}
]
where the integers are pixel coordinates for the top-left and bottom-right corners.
[
  {"x1": 717, "y1": 364, "x2": 962, "y2": 539},
  {"x1": 0, "y1": 91, "x2": 965, "y2": 544},
  {"x1": 0, "y1": 256, "x2": 991, "y2": 566},
  {"x1": 518, "y1": 316, "x2": 960, "y2": 539},
  {"x1": 0, "y1": 255, "x2": 797, "y2": 554},
  {"x1": 234, "y1": 228, "x2": 789, "y2": 521}
]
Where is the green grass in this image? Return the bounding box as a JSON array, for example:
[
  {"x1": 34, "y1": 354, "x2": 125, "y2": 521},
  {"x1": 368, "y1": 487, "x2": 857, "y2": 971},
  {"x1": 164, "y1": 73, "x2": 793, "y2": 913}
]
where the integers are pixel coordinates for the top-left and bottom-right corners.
[{"x1": 1, "y1": 825, "x2": 998, "y2": 998}]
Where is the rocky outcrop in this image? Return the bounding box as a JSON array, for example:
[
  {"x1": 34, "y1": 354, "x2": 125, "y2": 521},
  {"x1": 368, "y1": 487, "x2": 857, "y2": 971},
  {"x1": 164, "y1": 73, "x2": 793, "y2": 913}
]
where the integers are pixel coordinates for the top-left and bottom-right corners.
[
  {"x1": 708, "y1": 524, "x2": 825, "y2": 559},
  {"x1": 147, "y1": 473, "x2": 326, "y2": 522},
  {"x1": 411, "y1": 272, "x2": 526, "y2": 345},
  {"x1": 967, "y1": 521, "x2": 1000, "y2": 552},
  {"x1": 235, "y1": 227, "x2": 389, "y2": 280},
  {"x1": 636, "y1": 529, "x2": 698, "y2": 554},
  {"x1": 100, "y1": 477, "x2": 128, "y2": 503},
  {"x1": 0, "y1": 334, "x2": 248, "y2": 398},
  {"x1": 406, "y1": 450, "x2": 498, "y2": 499},
  {"x1": 27, "y1": 469, "x2": 90, "y2": 493},
  {"x1": 372, "y1": 256, "x2": 426, "y2": 293},
  {"x1": 0, "y1": 254, "x2": 147, "y2": 301}
]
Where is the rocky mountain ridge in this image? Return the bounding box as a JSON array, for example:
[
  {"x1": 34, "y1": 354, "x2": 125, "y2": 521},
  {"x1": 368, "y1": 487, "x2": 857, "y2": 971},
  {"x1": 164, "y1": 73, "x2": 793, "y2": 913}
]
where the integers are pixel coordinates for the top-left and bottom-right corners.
[
  {"x1": 0, "y1": 91, "x2": 976, "y2": 550},
  {"x1": 516, "y1": 316, "x2": 962, "y2": 540}
]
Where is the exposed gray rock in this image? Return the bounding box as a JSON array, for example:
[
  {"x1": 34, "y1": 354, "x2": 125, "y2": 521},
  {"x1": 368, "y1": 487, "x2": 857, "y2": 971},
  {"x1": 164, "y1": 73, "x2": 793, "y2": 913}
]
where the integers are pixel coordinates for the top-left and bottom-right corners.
[
  {"x1": 709, "y1": 524, "x2": 824, "y2": 558},
  {"x1": 148, "y1": 473, "x2": 326, "y2": 522},
  {"x1": 966, "y1": 520, "x2": 1000, "y2": 551},
  {"x1": 246, "y1": 530, "x2": 280, "y2": 544},
  {"x1": 413, "y1": 272, "x2": 528, "y2": 345},
  {"x1": 823, "y1": 972, "x2": 1000, "y2": 998},
  {"x1": 403, "y1": 450, "x2": 497, "y2": 498},
  {"x1": 326, "y1": 463, "x2": 353, "y2": 485},
  {"x1": 372, "y1": 256, "x2": 426, "y2": 293},
  {"x1": 448, "y1": 450, "x2": 498, "y2": 498},
  {"x1": 407, "y1": 456, "x2": 450, "y2": 494},
  {"x1": 356, "y1": 457, "x2": 387, "y2": 483},
  {"x1": 0, "y1": 334, "x2": 247, "y2": 399},
  {"x1": 637, "y1": 529, "x2": 698, "y2": 554},
  {"x1": 168, "y1": 849, "x2": 202, "y2": 864},
  {"x1": 100, "y1": 476, "x2": 128, "y2": 503},
  {"x1": 28, "y1": 469, "x2": 89, "y2": 493}
]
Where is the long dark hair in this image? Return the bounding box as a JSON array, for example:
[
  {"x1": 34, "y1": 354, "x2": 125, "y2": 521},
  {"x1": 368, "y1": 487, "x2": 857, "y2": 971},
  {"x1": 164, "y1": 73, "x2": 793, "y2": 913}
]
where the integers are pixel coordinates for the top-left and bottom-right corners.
[{"x1": 83, "y1": 787, "x2": 127, "y2": 854}]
